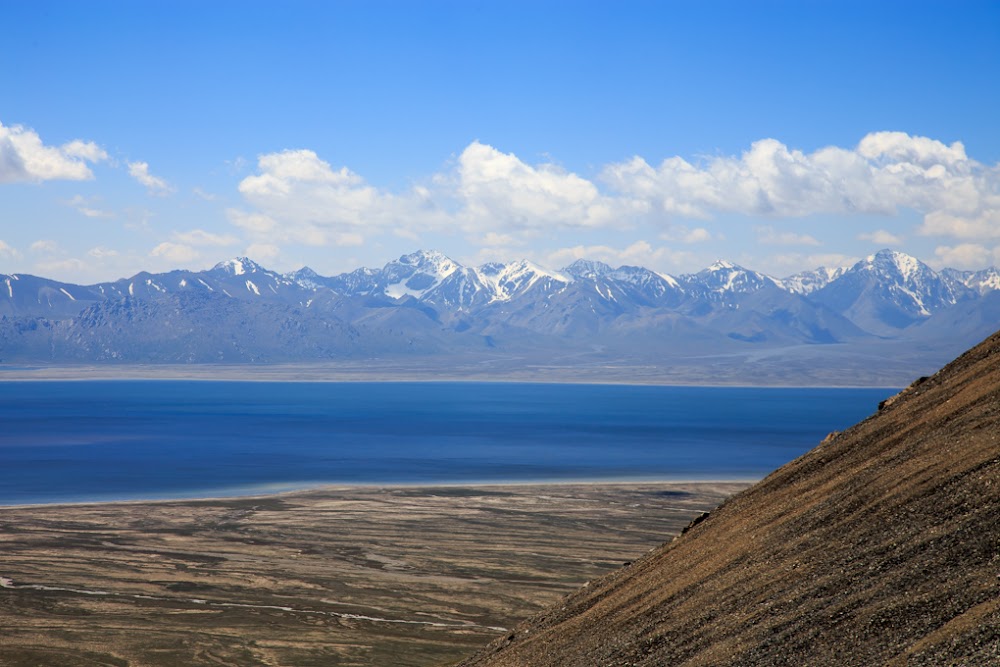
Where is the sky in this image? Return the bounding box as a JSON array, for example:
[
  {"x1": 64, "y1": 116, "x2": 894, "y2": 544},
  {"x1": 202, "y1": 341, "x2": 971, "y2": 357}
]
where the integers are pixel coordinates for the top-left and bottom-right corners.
[{"x1": 2, "y1": 0, "x2": 999, "y2": 283}]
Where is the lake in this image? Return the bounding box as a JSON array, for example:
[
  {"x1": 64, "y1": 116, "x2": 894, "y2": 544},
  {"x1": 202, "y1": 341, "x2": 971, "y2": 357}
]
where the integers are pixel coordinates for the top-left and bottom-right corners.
[{"x1": 0, "y1": 381, "x2": 893, "y2": 505}]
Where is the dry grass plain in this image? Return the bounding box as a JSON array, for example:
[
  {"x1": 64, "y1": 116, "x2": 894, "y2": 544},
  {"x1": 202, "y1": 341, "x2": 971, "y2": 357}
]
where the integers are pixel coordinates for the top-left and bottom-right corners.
[{"x1": 0, "y1": 482, "x2": 745, "y2": 667}]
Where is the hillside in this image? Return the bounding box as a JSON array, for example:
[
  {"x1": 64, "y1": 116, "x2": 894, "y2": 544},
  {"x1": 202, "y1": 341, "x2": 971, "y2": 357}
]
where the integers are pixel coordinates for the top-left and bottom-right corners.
[{"x1": 459, "y1": 331, "x2": 1000, "y2": 666}]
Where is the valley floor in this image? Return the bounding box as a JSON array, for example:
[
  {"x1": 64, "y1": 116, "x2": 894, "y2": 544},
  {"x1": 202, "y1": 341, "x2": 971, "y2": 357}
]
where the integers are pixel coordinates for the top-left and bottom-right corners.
[{"x1": 0, "y1": 482, "x2": 745, "y2": 667}]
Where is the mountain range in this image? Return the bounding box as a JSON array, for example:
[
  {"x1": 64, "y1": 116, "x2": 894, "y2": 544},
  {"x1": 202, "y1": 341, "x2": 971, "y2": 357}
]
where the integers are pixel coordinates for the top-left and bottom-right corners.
[{"x1": 2, "y1": 248, "x2": 997, "y2": 385}]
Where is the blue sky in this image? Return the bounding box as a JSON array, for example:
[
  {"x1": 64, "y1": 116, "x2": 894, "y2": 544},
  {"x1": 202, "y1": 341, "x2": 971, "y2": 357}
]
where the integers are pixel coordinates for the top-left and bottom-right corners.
[{"x1": 2, "y1": 1, "x2": 999, "y2": 282}]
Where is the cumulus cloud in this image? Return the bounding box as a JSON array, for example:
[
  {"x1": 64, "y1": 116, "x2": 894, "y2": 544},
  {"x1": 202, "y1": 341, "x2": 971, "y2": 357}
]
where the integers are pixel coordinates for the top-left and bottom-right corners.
[
  {"x1": 0, "y1": 240, "x2": 18, "y2": 259},
  {"x1": 601, "y1": 131, "x2": 1000, "y2": 243},
  {"x1": 128, "y1": 161, "x2": 173, "y2": 195},
  {"x1": 229, "y1": 134, "x2": 999, "y2": 263},
  {"x1": 231, "y1": 149, "x2": 424, "y2": 249},
  {"x1": 858, "y1": 229, "x2": 903, "y2": 245},
  {"x1": 231, "y1": 143, "x2": 644, "y2": 251},
  {"x1": 454, "y1": 142, "x2": 640, "y2": 230},
  {"x1": 0, "y1": 121, "x2": 107, "y2": 183},
  {"x1": 150, "y1": 242, "x2": 199, "y2": 264},
  {"x1": 932, "y1": 243, "x2": 997, "y2": 270},
  {"x1": 754, "y1": 225, "x2": 820, "y2": 246}
]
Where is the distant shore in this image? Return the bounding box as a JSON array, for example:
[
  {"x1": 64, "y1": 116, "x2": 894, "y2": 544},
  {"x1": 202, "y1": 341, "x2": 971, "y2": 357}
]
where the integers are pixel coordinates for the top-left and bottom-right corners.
[
  {"x1": 0, "y1": 361, "x2": 905, "y2": 388},
  {"x1": 0, "y1": 478, "x2": 761, "y2": 510}
]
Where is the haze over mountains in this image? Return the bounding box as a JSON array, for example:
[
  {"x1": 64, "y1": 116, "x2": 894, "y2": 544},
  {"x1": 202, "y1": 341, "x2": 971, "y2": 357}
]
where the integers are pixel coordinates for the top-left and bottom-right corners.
[{"x1": 2, "y1": 249, "x2": 998, "y2": 385}]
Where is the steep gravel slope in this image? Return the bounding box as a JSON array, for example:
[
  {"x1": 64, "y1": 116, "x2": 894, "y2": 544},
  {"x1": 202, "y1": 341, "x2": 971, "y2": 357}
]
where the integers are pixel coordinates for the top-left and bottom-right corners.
[{"x1": 460, "y1": 331, "x2": 1000, "y2": 666}]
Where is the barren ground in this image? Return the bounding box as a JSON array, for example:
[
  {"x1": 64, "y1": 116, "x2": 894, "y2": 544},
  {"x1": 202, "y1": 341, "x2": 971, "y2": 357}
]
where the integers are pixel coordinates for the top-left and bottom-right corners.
[{"x1": 0, "y1": 482, "x2": 745, "y2": 667}]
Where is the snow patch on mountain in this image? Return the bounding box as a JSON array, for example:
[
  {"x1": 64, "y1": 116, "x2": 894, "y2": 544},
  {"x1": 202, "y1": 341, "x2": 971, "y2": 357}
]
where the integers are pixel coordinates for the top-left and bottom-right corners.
[{"x1": 781, "y1": 266, "x2": 849, "y2": 295}]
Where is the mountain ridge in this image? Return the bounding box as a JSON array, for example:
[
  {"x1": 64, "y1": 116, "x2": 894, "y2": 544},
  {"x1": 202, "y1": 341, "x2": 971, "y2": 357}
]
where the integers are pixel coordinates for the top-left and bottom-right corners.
[{"x1": 2, "y1": 248, "x2": 999, "y2": 385}]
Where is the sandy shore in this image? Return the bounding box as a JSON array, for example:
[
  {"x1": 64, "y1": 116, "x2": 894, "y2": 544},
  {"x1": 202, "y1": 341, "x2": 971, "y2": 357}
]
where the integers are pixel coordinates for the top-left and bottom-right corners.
[{"x1": 0, "y1": 481, "x2": 746, "y2": 667}]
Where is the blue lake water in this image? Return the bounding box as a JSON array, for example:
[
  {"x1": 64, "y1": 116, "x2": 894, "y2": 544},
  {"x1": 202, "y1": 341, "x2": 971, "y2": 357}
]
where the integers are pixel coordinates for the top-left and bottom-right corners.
[{"x1": 0, "y1": 381, "x2": 894, "y2": 505}]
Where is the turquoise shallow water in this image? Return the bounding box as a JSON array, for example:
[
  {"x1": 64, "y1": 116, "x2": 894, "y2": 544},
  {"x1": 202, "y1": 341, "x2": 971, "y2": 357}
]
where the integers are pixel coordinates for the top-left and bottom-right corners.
[{"x1": 0, "y1": 381, "x2": 893, "y2": 505}]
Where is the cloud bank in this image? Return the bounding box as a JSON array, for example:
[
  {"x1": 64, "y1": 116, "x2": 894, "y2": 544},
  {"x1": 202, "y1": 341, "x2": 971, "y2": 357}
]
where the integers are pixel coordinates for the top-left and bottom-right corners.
[{"x1": 229, "y1": 133, "x2": 999, "y2": 258}]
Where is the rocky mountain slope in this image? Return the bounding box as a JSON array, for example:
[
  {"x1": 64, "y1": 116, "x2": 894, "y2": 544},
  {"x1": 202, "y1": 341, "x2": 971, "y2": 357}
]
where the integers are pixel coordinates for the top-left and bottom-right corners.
[
  {"x1": 2, "y1": 249, "x2": 999, "y2": 384},
  {"x1": 458, "y1": 330, "x2": 1000, "y2": 666}
]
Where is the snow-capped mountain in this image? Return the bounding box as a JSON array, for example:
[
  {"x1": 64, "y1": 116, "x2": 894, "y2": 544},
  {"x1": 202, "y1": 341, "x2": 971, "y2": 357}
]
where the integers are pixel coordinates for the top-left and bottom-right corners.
[
  {"x1": 0, "y1": 273, "x2": 100, "y2": 319},
  {"x1": 88, "y1": 257, "x2": 304, "y2": 305},
  {"x1": 3, "y1": 248, "x2": 1000, "y2": 384},
  {"x1": 680, "y1": 260, "x2": 781, "y2": 307},
  {"x1": 380, "y1": 250, "x2": 460, "y2": 300},
  {"x1": 781, "y1": 266, "x2": 849, "y2": 295},
  {"x1": 941, "y1": 267, "x2": 1000, "y2": 296},
  {"x1": 811, "y1": 250, "x2": 969, "y2": 334}
]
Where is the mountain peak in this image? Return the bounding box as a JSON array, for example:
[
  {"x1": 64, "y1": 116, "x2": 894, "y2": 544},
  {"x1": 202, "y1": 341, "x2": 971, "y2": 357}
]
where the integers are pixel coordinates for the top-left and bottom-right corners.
[
  {"x1": 395, "y1": 249, "x2": 458, "y2": 270},
  {"x1": 862, "y1": 249, "x2": 927, "y2": 282},
  {"x1": 563, "y1": 259, "x2": 614, "y2": 280},
  {"x1": 707, "y1": 259, "x2": 739, "y2": 271},
  {"x1": 213, "y1": 257, "x2": 265, "y2": 276}
]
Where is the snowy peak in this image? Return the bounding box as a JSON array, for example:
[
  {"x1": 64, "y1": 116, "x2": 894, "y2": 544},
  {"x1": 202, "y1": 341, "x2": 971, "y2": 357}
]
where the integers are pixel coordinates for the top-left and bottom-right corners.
[
  {"x1": 479, "y1": 259, "x2": 572, "y2": 302},
  {"x1": 860, "y1": 249, "x2": 931, "y2": 283},
  {"x1": 382, "y1": 250, "x2": 460, "y2": 299},
  {"x1": 942, "y1": 266, "x2": 1000, "y2": 295},
  {"x1": 213, "y1": 257, "x2": 266, "y2": 276},
  {"x1": 682, "y1": 260, "x2": 779, "y2": 303},
  {"x1": 563, "y1": 259, "x2": 614, "y2": 280},
  {"x1": 781, "y1": 266, "x2": 849, "y2": 295},
  {"x1": 848, "y1": 249, "x2": 960, "y2": 315},
  {"x1": 287, "y1": 266, "x2": 322, "y2": 290}
]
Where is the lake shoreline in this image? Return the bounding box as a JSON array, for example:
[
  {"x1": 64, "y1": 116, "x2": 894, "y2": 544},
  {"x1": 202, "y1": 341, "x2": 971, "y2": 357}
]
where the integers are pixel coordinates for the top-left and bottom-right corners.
[
  {"x1": 0, "y1": 363, "x2": 905, "y2": 389},
  {"x1": 0, "y1": 477, "x2": 762, "y2": 510}
]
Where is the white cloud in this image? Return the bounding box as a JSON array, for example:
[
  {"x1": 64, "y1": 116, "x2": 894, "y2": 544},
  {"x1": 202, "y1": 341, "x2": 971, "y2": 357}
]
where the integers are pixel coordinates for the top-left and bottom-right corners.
[
  {"x1": 919, "y1": 209, "x2": 1000, "y2": 240},
  {"x1": 227, "y1": 134, "x2": 1000, "y2": 267},
  {"x1": 128, "y1": 161, "x2": 173, "y2": 195},
  {"x1": 0, "y1": 240, "x2": 18, "y2": 259},
  {"x1": 932, "y1": 243, "x2": 995, "y2": 270},
  {"x1": 454, "y1": 142, "x2": 640, "y2": 230},
  {"x1": 29, "y1": 239, "x2": 59, "y2": 254},
  {"x1": 754, "y1": 225, "x2": 821, "y2": 246},
  {"x1": 0, "y1": 121, "x2": 107, "y2": 183},
  {"x1": 858, "y1": 229, "x2": 903, "y2": 246},
  {"x1": 602, "y1": 132, "x2": 1000, "y2": 243},
  {"x1": 237, "y1": 149, "x2": 384, "y2": 232},
  {"x1": 232, "y1": 143, "x2": 645, "y2": 252},
  {"x1": 173, "y1": 229, "x2": 239, "y2": 247},
  {"x1": 150, "y1": 242, "x2": 199, "y2": 264}
]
